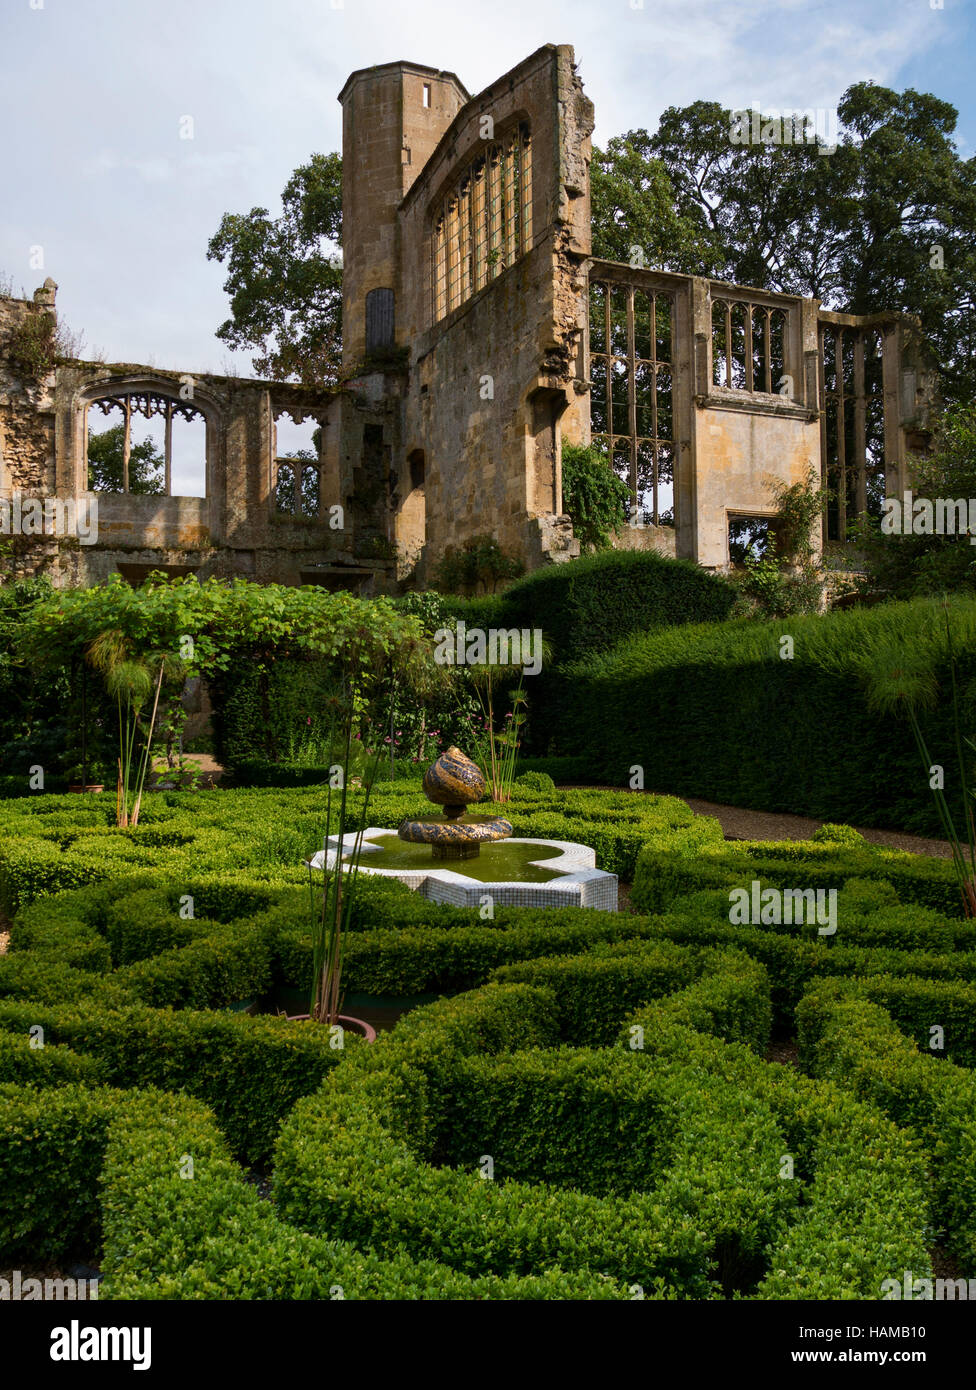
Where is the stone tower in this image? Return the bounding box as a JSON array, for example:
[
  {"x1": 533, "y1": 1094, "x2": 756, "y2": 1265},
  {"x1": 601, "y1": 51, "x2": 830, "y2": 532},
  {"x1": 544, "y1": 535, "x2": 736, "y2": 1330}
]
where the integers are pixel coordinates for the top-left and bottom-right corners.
[{"x1": 337, "y1": 61, "x2": 469, "y2": 368}]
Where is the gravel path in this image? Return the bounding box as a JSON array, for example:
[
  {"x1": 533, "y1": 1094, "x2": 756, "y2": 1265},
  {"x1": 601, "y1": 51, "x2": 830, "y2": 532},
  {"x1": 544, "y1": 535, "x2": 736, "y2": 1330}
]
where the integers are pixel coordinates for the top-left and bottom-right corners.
[
  {"x1": 563, "y1": 785, "x2": 954, "y2": 859},
  {"x1": 672, "y1": 793, "x2": 954, "y2": 859}
]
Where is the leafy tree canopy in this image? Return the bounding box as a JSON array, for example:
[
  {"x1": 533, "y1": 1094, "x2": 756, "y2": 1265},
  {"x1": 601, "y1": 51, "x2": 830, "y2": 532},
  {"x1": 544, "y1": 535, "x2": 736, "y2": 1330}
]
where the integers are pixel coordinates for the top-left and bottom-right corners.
[
  {"x1": 207, "y1": 153, "x2": 343, "y2": 385},
  {"x1": 594, "y1": 84, "x2": 976, "y2": 404},
  {"x1": 87, "y1": 423, "x2": 166, "y2": 495},
  {"x1": 853, "y1": 405, "x2": 976, "y2": 597}
]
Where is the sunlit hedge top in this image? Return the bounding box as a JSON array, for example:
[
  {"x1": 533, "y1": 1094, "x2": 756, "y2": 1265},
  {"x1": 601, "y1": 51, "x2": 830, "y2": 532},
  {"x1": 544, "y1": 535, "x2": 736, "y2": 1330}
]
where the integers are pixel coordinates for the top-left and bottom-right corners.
[{"x1": 16, "y1": 573, "x2": 434, "y2": 688}]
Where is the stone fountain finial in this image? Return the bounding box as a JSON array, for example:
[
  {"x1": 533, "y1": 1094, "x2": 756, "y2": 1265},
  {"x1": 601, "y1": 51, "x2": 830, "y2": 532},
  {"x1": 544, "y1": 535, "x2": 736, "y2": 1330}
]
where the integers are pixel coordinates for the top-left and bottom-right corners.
[
  {"x1": 422, "y1": 745, "x2": 486, "y2": 818},
  {"x1": 398, "y1": 747, "x2": 512, "y2": 860}
]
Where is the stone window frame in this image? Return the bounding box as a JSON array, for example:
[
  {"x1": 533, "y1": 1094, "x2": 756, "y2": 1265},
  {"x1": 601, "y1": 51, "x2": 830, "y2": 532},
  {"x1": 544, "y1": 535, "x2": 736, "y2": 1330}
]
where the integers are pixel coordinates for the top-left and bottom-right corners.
[
  {"x1": 75, "y1": 377, "x2": 219, "y2": 499},
  {"x1": 430, "y1": 119, "x2": 533, "y2": 324},
  {"x1": 710, "y1": 293, "x2": 790, "y2": 396},
  {"x1": 818, "y1": 317, "x2": 886, "y2": 541},
  {"x1": 271, "y1": 407, "x2": 326, "y2": 521},
  {"x1": 588, "y1": 277, "x2": 675, "y2": 524}
]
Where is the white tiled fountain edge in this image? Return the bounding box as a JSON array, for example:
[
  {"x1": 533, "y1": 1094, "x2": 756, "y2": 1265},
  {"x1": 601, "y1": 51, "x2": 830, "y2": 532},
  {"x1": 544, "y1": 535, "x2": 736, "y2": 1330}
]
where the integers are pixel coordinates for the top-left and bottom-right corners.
[{"x1": 308, "y1": 829, "x2": 618, "y2": 913}]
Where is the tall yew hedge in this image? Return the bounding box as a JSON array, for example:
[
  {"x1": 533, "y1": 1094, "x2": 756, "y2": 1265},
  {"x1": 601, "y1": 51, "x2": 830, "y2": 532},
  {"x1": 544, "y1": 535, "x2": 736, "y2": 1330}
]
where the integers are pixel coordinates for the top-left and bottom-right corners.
[{"x1": 537, "y1": 597, "x2": 976, "y2": 837}]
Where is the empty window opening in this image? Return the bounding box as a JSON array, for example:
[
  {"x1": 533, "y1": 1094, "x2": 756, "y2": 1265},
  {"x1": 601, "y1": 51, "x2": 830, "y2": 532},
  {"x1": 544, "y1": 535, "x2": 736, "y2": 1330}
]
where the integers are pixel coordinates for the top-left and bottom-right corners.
[
  {"x1": 819, "y1": 322, "x2": 885, "y2": 541},
  {"x1": 589, "y1": 279, "x2": 675, "y2": 524},
  {"x1": 712, "y1": 298, "x2": 787, "y2": 395},
  {"x1": 397, "y1": 449, "x2": 426, "y2": 560},
  {"x1": 86, "y1": 391, "x2": 206, "y2": 497},
  {"x1": 432, "y1": 121, "x2": 532, "y2": 322},
  {"x1": 274, "y1": 412, "x2": 322, "y2": 518},
  {"x1": 422, "y1": 83, "x2": 431, "y2": 108},
  {"x1": 728, "y1": 515, "x2": 777, "y2": 566}
]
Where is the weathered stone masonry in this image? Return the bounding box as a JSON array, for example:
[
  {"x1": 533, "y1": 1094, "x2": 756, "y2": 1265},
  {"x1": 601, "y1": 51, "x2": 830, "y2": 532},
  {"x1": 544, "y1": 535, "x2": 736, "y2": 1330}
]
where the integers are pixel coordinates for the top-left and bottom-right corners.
[{"x1": 0, "y1": 42, "x2": 937, "y2": 589}]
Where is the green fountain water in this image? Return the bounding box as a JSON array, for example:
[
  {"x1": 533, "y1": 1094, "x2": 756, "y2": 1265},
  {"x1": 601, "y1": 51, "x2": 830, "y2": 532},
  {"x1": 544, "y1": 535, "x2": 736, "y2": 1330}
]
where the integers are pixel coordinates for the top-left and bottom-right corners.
[{"x1": 340, "y1": 832, "x2": 565, "y2": 883}]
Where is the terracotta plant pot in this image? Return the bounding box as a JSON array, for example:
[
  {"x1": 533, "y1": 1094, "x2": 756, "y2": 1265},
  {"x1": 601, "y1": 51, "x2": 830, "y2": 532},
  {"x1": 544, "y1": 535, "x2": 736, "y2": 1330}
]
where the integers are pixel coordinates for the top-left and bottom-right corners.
[
  {"x1": 68, "y1": 784, "x2": 104, "y2": 794},
  {"x1": 285, "y1": 1012, "x2": 377, "y2": 1043}
]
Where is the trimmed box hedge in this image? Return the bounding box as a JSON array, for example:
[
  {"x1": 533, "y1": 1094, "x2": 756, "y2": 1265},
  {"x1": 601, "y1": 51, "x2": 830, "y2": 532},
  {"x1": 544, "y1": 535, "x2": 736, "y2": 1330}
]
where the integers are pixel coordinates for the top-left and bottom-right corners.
[
  {"x1": 0, "y1": 777, "x2": 966, "y2": 1300},
  {"x1": 797, "y1": 982, "x2": 976, "y2": 1271}
]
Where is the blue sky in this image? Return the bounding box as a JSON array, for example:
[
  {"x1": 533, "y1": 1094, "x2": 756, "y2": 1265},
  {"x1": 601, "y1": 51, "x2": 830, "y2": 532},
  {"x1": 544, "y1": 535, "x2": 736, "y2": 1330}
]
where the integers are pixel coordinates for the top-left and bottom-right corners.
[{"x1": 1, "y1": 0, "x2": 971, "y2": 381}]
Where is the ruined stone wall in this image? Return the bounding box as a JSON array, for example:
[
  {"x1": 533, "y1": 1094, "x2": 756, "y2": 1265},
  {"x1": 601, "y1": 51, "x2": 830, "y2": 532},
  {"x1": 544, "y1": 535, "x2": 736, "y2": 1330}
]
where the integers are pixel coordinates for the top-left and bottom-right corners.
[
  {"x1": 394, "y1": 43, "x2": 592, "y2": 576},
  {"x1": 1, "y1": 45, "x2": 937, "y2": 594},
  {"x1": 0, "y1": 289, "x2": 394, "y2": 591},
  {"x1": 688, "y1": 287, "x2": 822, "y2": 568},
  {"x1": 0, "y1": 291, "x2": 57, "y2": 495}
]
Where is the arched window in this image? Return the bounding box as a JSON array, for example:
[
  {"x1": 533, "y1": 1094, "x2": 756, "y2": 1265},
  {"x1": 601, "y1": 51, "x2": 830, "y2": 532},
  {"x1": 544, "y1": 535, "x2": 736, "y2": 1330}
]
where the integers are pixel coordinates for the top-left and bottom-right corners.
[{"x1": 85, "y1": 390, "x2": 206, "y2": 496}]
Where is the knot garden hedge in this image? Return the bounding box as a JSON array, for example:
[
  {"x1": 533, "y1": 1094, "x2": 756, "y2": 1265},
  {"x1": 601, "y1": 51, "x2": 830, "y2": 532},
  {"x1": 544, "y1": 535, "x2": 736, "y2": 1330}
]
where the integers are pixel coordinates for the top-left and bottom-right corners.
[{"x1": 1, "y1": 780, "x2": 973, "y2": 1299}]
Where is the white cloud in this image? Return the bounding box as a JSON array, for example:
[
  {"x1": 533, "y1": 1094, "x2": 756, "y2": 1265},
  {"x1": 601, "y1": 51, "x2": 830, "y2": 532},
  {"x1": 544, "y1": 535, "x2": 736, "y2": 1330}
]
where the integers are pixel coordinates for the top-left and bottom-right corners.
[{"x1": 0, "y1": 0, "x2": 968, "y2": 371}]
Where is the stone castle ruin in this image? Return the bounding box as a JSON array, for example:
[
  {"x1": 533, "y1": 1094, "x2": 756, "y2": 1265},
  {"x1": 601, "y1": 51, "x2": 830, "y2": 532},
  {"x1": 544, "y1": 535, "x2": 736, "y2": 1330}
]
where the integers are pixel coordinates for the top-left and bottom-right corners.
[{"x1": 0, "y1": 43, "x2": 936, "y2": 592}]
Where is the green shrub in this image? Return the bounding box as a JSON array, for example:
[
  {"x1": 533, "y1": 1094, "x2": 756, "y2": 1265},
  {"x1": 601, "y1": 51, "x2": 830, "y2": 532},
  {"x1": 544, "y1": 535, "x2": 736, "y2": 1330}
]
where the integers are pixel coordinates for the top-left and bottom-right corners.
[
  {"x1": 0, "y1": 1000, "x2": 347, "y2": 1163},
  {"x1": 0, "y1": 776, "x2": 960, "y2": 1300},
  {"x1": 0, "y1": 1083, "x2": 123, "y2": 1262},
  {"x1": 560, "y1": 443, "x2": 630, "y2": 552},
  {"x1": 274, "y1": 976, "x2": 927, "y2": 1300},
  {"x1": 811, "y1": 823, "x2": 867, "y2": 847},
  {"x1": 493, "y1": 940, "x2": 707, "y2": 1044},
  {"x1": 514, "y1": 770, "x2": 556, "y2": 794},
  {"x1": 625, "y1": 953, "x2": 772, "y2": 1053},
  {"x1": 797, "y1": 982, "x2": 976, "y2": 1270},
  {"x1": 632, "y1": 838, "x2": 962, "y2": 918},
  {"x1": 98, "y1": 1087, "x2": 631, "y2": 1300},
  {"x1": 494, "y1": 548, "x2": 737, "y2": 665}
]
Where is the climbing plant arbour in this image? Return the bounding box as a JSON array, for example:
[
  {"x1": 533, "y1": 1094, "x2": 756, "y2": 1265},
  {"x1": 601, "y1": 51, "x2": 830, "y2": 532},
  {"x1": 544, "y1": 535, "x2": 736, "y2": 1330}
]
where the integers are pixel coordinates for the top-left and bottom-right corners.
[{"x1": 16, "y1": 573, "x2": 435, "y2": 767}]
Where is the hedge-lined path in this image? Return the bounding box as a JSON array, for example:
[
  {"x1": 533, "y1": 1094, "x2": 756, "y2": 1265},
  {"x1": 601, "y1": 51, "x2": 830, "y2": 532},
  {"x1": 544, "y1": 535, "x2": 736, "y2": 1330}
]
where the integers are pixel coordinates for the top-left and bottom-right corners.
[{"x1": 564, "y1": 786, "x2": 954, "y2": 858}]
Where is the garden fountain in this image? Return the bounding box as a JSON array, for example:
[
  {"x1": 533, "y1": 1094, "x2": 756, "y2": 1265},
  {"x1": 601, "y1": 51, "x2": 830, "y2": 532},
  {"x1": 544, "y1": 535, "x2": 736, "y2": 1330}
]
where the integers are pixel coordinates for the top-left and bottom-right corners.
[
  {"x1": 308, "y1": 747, "x2": 618, "y2": 911},
  {"x1": 398, "y1": 746, "x2": 513, "y2": 860}
]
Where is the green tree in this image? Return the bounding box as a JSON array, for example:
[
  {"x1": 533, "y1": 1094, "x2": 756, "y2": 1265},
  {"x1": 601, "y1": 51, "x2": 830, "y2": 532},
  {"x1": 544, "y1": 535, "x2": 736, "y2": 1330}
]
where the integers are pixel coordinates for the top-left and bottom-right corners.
[
  {"x1": 207, "y1": 153, "x2": 343, "y2": 385},
  {"x1": 590, "y1": 132, "x2": 710, "y2": 272},
  {"x1": 87, "y1": 424, "x2": 166, "y2": 495},
  {"x1": 732, "y1": 468, "x2": 827, "y2": 618},
  {"x1": 608, "y1": 85, "x2": 976, "y2": 404},
  {"x1": 433, "y1": 536, "x2": 524, "y2": 596},
  {"x1": 853, "y1": 405, "x2": 976, "y2": 598}
]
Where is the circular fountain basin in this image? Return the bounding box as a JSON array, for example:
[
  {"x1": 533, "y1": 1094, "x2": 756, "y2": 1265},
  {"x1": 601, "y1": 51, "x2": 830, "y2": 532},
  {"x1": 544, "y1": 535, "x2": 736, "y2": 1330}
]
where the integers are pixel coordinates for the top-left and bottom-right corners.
[{"x1": 308, "y1": 829, "x2": 618, "y2": 912}]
